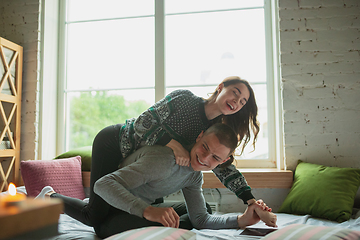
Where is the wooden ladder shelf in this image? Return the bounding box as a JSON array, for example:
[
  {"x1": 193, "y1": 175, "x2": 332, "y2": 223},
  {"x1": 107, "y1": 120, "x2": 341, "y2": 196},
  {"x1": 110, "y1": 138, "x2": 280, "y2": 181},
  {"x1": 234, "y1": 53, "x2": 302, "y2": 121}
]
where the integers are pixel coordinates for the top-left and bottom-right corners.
[{"x1": 0, "y1": 37, "x2": 23, "y2": 192}]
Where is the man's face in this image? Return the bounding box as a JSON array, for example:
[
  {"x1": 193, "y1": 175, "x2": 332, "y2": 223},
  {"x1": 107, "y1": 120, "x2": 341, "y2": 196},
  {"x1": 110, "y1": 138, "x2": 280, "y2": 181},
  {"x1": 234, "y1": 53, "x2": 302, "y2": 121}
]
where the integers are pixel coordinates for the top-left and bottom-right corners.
[{"x1": 190, "y1": 132, "x2": 231, "y2": 171}]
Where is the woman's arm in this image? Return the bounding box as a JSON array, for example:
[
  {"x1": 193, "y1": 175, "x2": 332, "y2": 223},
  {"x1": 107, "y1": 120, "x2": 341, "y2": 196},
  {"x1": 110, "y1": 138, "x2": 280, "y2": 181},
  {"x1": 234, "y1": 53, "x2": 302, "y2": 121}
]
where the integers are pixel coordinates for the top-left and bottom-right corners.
[
  {"x1": 212, "y1": 164, "x2": 255, "y2": 203},
  {"x1": 254, "y1": 207, "x2": 277, "y2": 227},
  {"x1": 237, "y1": 203, "x2": 277, "y2": 229},
  {"x1": 166, "y1": 139, "x2": 190, "y2": 166}
]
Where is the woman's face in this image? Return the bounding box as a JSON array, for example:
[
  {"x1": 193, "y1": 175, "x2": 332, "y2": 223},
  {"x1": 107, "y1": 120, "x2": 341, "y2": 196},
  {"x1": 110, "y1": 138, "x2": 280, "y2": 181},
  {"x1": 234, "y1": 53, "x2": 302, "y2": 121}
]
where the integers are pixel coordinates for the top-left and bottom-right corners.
[{"x1": 215, "y1": 82, "x2": 250, "y2": 116}]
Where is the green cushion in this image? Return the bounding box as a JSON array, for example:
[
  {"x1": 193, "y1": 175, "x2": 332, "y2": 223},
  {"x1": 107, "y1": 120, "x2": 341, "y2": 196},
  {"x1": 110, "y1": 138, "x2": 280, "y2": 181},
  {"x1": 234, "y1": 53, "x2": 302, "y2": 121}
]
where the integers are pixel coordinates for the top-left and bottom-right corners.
[
  {"x1": 55, "y1": 146, "x2": 92, "y2": 171},
  {"x1": 278, "y1": 161, "x2": 360, "y2": 222}
]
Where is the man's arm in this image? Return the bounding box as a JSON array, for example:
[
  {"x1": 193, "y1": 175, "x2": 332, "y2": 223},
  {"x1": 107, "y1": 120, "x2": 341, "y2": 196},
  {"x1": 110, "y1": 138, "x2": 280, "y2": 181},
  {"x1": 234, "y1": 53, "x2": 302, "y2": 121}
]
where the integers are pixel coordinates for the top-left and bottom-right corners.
[
  {"x1": 93, "y1": 164, "x2": 152, "y2": 218},
  {"x1": 237, "y1": 203, "x2": 277, "y2": 228},
  {"x1": 94, "y1": 147, "x2": 170, "y2": 216},
  {"x1": 182, "y1": 173, "x2": 239, "y2": 229},
  {"x1": 143, "y1": 205, "x2": 180, "y2": 228},
  {"x1": 93, "y1": 146, "x2": 181, "y2": 228},
  {"x1": 182, "y1": 173, "x2": 277, "y2": 229}
]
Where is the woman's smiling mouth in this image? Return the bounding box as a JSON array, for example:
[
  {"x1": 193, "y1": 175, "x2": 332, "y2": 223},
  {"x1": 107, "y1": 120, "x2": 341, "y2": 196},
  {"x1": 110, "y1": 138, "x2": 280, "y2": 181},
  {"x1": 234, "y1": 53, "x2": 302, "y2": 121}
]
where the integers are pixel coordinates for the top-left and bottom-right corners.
[{"x1": 227, "y1": 102, "x2": 234, "y2": 110}]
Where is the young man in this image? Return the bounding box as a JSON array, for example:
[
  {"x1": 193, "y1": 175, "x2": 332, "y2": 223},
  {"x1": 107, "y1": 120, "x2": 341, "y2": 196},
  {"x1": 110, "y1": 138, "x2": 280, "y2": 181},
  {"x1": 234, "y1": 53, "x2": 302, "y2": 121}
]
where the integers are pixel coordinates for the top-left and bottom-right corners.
[{"x1": 91, "y1": 123, "x2": 277, "y2": 238}]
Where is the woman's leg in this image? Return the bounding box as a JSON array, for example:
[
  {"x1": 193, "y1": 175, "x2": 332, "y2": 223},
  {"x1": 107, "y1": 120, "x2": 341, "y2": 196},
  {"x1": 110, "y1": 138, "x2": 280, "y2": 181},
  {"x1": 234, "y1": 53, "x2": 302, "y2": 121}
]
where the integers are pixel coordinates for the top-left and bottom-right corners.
[{"x1": 51, "y1": 124, "x2": 123, "y2": 226}]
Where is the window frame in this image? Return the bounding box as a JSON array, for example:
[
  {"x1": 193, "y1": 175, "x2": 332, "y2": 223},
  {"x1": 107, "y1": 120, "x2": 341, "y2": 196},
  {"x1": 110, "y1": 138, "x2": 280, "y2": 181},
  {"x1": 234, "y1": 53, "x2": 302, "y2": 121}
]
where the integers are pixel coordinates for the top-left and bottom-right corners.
[{"x1": 39, "y1": 0, "x2": 283, "y2": 169}]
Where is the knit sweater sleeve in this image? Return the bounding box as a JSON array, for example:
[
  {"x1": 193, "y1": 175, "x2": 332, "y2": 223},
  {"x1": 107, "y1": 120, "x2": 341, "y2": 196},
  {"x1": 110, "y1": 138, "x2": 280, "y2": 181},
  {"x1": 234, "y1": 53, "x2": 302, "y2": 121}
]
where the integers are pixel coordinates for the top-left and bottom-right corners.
[
  {"x1": 118, "y1": 91, "x2": 179, "y2": 158},
  {"x1": 212, "y1": 164, "x2": 255, "y2": 204},
  {"x1": 132, "y1": 89, "x2": 208, "y2": 147},
  {"x1": 93, "y1": 148, "x2": 174, "y2": 218},
  {"x1": 132, "y1": 90, "x2": 183, "y2": 146}
]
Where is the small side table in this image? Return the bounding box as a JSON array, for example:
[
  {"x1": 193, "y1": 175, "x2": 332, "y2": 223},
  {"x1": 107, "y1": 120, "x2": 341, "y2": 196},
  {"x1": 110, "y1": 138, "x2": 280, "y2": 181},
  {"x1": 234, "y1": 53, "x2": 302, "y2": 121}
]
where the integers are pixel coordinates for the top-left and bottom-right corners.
[{"x1": 0, "y1": 198, "x2": 63, "y2": 239}]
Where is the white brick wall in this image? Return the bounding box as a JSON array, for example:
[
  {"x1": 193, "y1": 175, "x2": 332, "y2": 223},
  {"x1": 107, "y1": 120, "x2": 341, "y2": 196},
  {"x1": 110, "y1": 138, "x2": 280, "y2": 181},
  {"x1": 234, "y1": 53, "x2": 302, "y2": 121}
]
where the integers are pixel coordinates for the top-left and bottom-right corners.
[
  {"x1": 0, "y1": 0, "x2": 40, "y2": 161},
  {"x1": 279, "y1": 0, "x2": 360, "y2": 170}
]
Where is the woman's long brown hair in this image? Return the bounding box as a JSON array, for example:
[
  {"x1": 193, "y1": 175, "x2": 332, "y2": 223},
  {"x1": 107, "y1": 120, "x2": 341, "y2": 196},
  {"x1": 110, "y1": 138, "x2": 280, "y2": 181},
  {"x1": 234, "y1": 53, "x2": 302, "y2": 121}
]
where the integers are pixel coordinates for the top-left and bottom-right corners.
[{"x1": 206, "y1": 76, "x2": 260, "y2": 160}]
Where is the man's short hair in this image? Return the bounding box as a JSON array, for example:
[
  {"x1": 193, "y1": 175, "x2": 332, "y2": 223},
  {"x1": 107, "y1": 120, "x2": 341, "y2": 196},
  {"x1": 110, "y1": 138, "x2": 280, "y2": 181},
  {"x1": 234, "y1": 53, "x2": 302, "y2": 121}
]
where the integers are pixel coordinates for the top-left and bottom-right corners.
[{"x1": 203, "y1": 123, "x2": 238, "y2": 157}]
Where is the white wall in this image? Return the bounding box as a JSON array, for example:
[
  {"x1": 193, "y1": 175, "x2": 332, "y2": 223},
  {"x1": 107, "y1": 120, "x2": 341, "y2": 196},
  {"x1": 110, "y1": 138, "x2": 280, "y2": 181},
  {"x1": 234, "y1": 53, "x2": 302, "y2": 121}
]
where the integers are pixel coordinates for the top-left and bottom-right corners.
[
  {"x1": 1, "y1": 0, "x2": 359, "y2": 212},
  {"x1": 279, "y1": 0, "x2": 360, "y2": 170}
]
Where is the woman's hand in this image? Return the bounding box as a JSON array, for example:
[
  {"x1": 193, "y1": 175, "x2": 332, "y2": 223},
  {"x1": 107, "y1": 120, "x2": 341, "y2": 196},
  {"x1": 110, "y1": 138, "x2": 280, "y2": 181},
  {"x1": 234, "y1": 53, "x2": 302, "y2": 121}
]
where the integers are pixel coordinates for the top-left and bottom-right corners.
[
  {"x1": 237, "y1": 204, "x2": 261, "y2": 229},
  {"x1": 254, "y1": 207, "x2": 278, "y2": 227},
  {"x1": 247, "y1": 199, "x2": 272, "y2": 212},
  {"x1": 246, "y1": 199, "x2": 277, "y2": 227},
  {"x1": 166, "y1": 139, "x2": 190, "y2": 166},
  {"x1": 143, "y1": 206, "x2": 180, "y2": 228}
]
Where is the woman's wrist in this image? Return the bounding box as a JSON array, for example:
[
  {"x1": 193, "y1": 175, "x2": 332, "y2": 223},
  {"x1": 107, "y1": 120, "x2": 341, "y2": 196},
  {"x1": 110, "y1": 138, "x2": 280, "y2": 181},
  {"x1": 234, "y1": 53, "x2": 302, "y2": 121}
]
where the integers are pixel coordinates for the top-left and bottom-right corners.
[{"x1": 247, "y1": 198, "x2": 256, "y2": 206}]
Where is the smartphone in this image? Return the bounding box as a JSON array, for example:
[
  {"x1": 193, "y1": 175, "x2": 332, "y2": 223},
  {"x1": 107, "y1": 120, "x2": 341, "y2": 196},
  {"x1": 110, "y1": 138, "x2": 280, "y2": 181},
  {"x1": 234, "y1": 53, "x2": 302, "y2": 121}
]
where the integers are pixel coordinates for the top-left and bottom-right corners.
[{"x1": 239, "y1": 227, "x2": 277, "y2": 236}]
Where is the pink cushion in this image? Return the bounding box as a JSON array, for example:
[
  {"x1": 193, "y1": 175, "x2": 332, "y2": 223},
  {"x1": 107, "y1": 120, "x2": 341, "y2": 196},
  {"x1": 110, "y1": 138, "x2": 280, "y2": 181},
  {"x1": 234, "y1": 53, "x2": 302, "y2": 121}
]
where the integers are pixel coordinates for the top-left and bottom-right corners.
[{"x1": 20, "y1": 156, "x2": 85, "y2": 199}]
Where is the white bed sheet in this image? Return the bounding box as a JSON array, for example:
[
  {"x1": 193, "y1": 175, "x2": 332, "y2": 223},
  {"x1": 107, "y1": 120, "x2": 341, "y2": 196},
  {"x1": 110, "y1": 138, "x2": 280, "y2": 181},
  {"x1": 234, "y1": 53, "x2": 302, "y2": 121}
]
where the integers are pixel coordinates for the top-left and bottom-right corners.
[
  {"x1": 193, "y1": 211, "x2": 360, "y2": 240},
  {"x1": 48, "y1": 210, "x2": 360, "y2": 240}
]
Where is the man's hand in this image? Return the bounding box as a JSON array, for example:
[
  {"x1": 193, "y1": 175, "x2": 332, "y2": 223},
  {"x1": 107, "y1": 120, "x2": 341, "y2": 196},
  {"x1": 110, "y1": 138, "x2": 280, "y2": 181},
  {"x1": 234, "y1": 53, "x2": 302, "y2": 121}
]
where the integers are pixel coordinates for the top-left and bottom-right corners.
[
  {"x1": 237, "y1": 204, "x2": 261, "y2": 229},
  {"x1": 143, "y1": 206, "x2": 180, "y2": 228},
  {"x1": 166, "y1": 139, "x2": 190, "y2": 166},
  {"x1": 246, "y1": 199, "x2": 277, "y2": 227}
]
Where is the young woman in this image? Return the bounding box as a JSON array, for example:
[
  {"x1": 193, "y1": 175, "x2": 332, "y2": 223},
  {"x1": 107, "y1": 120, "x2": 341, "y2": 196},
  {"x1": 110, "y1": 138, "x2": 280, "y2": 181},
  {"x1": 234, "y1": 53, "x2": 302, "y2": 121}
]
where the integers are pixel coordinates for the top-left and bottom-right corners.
[{"x1": 41, "y1": 76, "x2": 265, "y2": 227}]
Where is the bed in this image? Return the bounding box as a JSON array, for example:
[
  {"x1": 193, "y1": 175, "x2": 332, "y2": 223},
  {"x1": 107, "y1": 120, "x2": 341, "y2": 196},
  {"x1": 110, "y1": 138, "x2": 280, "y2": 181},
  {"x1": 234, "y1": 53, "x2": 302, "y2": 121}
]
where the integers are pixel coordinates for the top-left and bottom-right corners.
[
  {"x1": 50, "y1": 207, "x2": 360, "y2": 240},
  {"x1": 2, "y1": 191, "x2": 358, "y2": 240},
  {"x1": 2, "y1": 185, "x2": 360, "y2": 240},
  {"x1": 2, "y1": 152, "x2": 360, "y2": 239},
  {"x1": 0, "y1": 206, "x2": 340, "y2": 240}
]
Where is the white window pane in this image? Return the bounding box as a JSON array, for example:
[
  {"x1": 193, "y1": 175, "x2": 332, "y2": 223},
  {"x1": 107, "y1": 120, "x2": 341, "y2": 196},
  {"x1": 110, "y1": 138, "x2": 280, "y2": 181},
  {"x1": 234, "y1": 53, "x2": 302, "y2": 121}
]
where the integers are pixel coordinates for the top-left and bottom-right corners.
[
  {"x1": 66, "y1": 18, "x2": 155, "y2": 90},
  {"x1": 67, "y1": 0, "x2": 154, "y2": 22},
  {"x1": 165, "y1": 0, "x2": 264, "y2": 14},
  {"x1": 66, "y1": 89, "x2": 154, "y2": 149},
  {"x1": 165, "y1": 9, "x2": 266, "y2": 87},
  {"x1": 166, "y1": 85, "x2": 217, "y2": 99},
  {"x1": 61, "y1": 0, "x2": 273, "y2": 163}
]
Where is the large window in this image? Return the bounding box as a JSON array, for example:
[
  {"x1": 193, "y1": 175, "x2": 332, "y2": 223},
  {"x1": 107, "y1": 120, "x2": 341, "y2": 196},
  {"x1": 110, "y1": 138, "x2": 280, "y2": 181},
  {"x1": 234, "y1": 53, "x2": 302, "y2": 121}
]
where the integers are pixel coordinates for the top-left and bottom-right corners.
[{"x1": 59, "y1": 0, "x2": 279, "y2": 167}]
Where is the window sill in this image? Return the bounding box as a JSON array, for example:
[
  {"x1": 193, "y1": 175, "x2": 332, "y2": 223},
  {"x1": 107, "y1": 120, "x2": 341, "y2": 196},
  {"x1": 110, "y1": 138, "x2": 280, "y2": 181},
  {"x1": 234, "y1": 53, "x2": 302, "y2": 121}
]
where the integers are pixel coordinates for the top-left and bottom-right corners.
[
  {"x1": 82, "y1": 169, "x2": 293, "y2": 189},
  {"x1": 202, "y1": 169, "x2": 293, "y2": 189}
]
